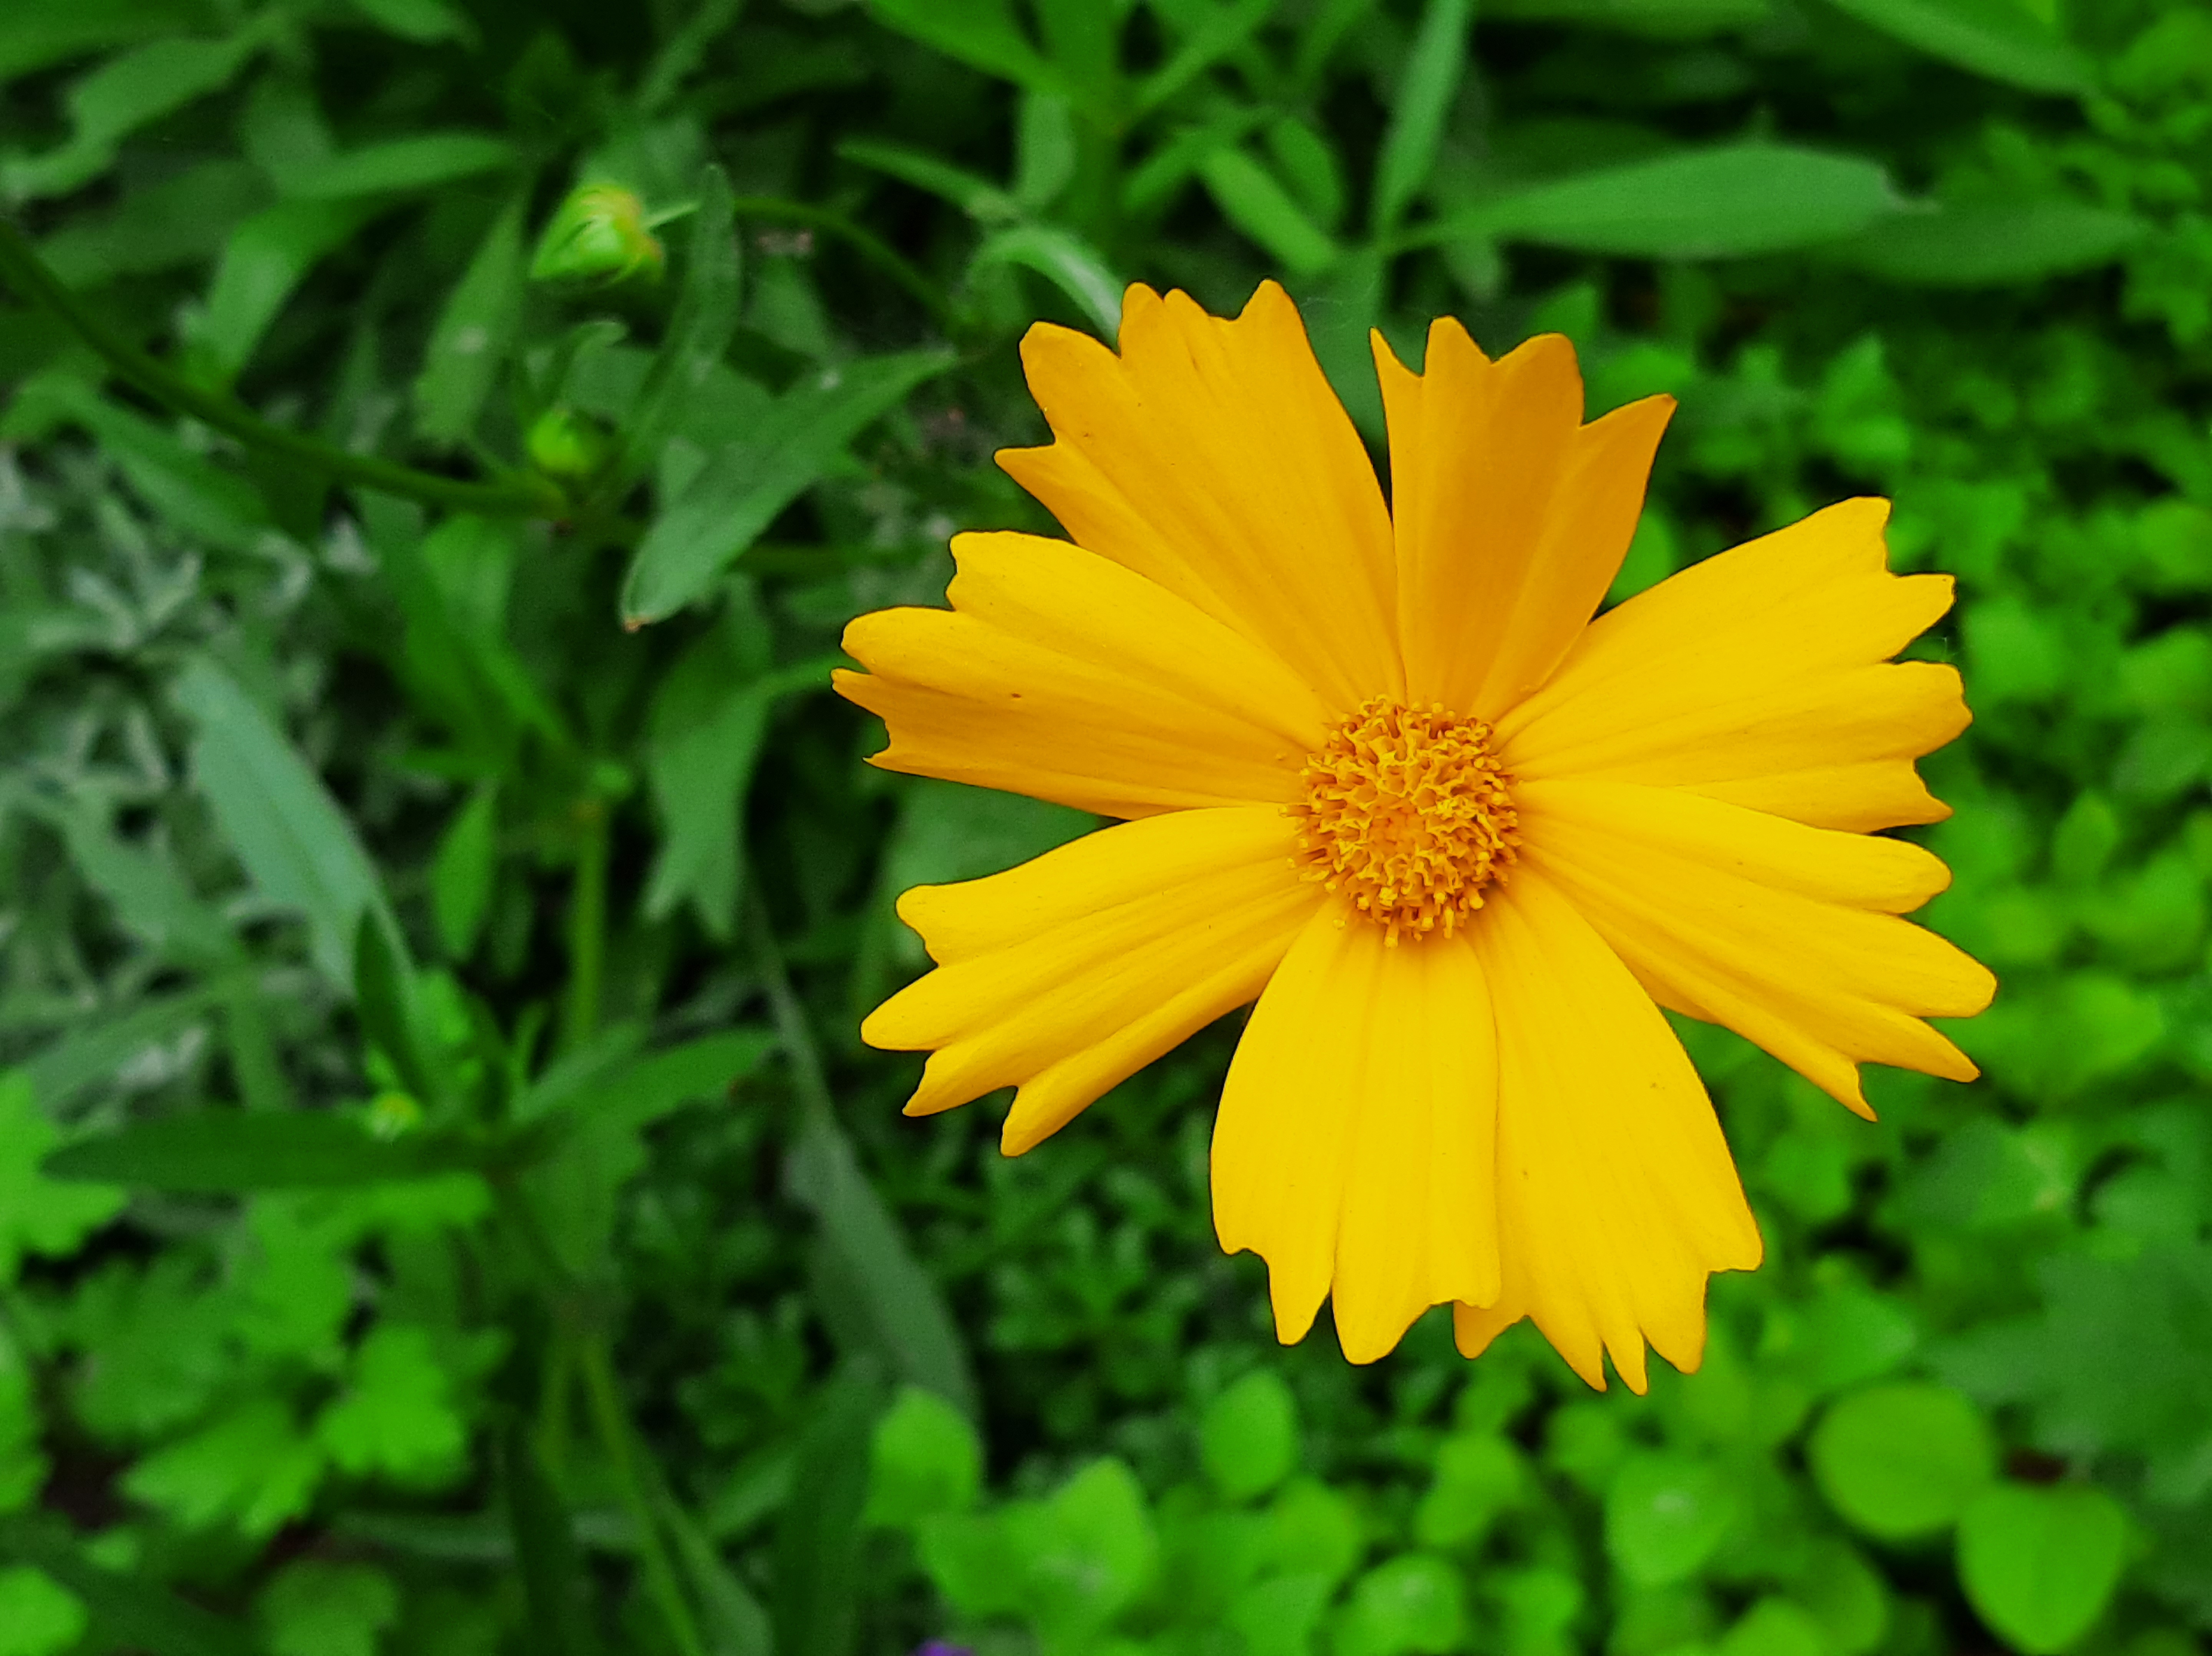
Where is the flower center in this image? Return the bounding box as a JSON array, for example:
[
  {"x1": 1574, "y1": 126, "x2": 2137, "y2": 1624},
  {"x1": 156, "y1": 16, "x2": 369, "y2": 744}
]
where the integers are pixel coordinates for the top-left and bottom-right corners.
[{"x1": 1290, "y1": 697, "x2": 1520, "y2": 944}]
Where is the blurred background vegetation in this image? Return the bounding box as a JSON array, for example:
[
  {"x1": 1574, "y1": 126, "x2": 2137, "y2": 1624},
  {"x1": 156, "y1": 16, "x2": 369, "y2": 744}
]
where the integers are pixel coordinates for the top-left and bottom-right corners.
[{"x1": 0, "y1": 0, "x2": 2207, "y2": 1653}]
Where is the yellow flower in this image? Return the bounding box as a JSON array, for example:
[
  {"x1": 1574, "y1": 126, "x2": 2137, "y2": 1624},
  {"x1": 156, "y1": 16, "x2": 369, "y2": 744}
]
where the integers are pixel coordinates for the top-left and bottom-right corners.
[{"x1": 834, "y1": 282, "x2": 1995, "y2": 1390}]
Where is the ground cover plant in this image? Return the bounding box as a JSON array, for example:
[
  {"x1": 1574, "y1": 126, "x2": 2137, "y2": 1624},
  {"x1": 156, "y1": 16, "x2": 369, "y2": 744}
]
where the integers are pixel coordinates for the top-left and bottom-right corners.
[{"x1": 0, "y1": 0, "x2": 2208, "y2": 1653}]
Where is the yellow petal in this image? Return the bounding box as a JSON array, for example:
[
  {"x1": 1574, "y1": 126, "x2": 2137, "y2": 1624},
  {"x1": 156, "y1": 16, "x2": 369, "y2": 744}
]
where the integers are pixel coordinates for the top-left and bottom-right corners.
[
  {"x1": 1499, "y1": 498, "x2": 1966, "y2": 833},
  {"x1": 1517, "y1": 778, "x2": 1996, "y2": 1118},
  {"x1": 863, "y1": 807, "x2": 1320, "y2": 1153},
  {"x1": 998, "y1": 283, "x2": 1402, "y2": 713},
  {"x1": 1374, "y1": 321, "x2": 1673, "y2": 718},
  {"x1": 838, "y1": 531, "x2": 1331, "y2": 818},
  {"x1": 1212, "y1": 904, "x2": 1501, "y2": 1364},
  {"x1": 1454, "y1": 871, "x2": 1763, "y2": 1392}
]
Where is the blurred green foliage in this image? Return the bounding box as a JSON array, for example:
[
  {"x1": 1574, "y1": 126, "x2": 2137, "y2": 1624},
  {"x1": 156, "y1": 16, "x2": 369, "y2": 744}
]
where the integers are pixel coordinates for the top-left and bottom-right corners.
[{"x1": 0, "y1": 0, "x2": 2207, "y2": 1653}]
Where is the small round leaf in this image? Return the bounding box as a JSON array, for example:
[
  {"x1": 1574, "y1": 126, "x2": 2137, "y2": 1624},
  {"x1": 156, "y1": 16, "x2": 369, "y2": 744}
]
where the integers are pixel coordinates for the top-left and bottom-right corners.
[
  {"x1": 1808, "y1": 1383, "x2": 1995, "y2": 1540},
  {"x1": 1957, "y1": 1484, "x2": 2128, "y2": 1655},
  {"x1": 1720, "y1": 1598, "x2": 1826, "y2": 1656},
  {"x1": 866, "y1": 1384, "x2": 982, "y2": 1528},
  {"x1": 1333, "y1": 1555, "x2": 1469, "y2": 1656},
  {"x1": 1605, "y1": 1454, "x2": 1737, "y2": 1586},
  {"x1": 1200, "y1": 1369, "x2": 1300, "y2": 1503}
]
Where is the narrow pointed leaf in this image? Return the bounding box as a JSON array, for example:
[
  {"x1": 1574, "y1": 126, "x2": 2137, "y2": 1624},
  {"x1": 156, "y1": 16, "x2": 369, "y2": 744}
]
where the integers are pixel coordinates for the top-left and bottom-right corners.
[{"x1": 622, "y1": 350, "x2": 954, "y2": 625}]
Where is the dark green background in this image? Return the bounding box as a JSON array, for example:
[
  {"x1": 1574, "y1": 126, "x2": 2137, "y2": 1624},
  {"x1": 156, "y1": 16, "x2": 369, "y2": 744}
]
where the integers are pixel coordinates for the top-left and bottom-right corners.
[{"x1": 0, "y1": 0, "x2": 2206, "y2": 1653}]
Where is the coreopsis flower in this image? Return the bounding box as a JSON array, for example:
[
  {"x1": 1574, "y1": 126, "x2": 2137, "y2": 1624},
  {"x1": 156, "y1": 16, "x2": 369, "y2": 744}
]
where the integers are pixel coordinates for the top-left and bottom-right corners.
[{"x1": 835, "y1": 282, "x2": 1994, "y2": 1390}]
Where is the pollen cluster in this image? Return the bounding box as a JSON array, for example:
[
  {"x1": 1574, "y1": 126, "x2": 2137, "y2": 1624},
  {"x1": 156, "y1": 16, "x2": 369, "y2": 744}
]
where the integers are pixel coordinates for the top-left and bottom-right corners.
[{"x1": 1291, "y1": 697, "x2": 1520, "y2": 944}]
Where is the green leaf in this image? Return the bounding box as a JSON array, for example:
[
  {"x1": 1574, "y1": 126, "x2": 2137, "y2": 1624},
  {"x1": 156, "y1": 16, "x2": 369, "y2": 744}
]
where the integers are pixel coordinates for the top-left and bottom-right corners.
[
  {"x1": 1261, "y1": 1477, "x2": 1363, "y2": 1586},
  {"x1": 642, "y1": 599, "x2": 779, "y2": 939},
  {"x1": 347, "y1": 0, "x2": 471, "y2": 44},
  {"x1": 1789, "y1": 1540, "x2": 1891, "y2": 1656},
  {"x1": 1414, "y1": 1432, "x2": 1525, "y2": 1549},
  {"x1": 0, "y1": 1516, "x2": 257, "y2": 1656},
  {"x1": 284, "y1": 132, "x2": 516, "y2": 200},
  {"x1": 1605, "y1": 1453, "x2": 1737, "y2": 1586},
  {"x1": 1482, "y1": 0, "x2": 1772, "y2": 28},
  {"x1": 382, "y1": 512, "x2": 567, "y2": 756},
  {"x1": 0, "y1": 1074, "x2": 124, "y2": 1281},
  {"x1": 1371, "y1": 0, "x2": 1473, "y2": 233},
  {"x1": 599, "y1": 1030, "x2": 777, "y2": 1138},
  {"x1": 771, "y1": 1368, "x2": 882, "y2": 1656},
  {"x1": 1137, "y1": 0, "x2": 1280, "y2": 113},
  {"x1": 256, "y1": 1562, "x2": 399, "y2": 1656},
  {"x1": 0, "y1": 0, "x2": 213, "y2": 84},
  {"x1": 21, "y1": 377, "x2": 270, "y2": 549},
  {"x1": 837, "y1": 137, "x2": 1020, "y2": 224},
  {"x1": 415, "y1": 195, "x2": 527, "y2": 445},
  {"x1": 502, "y1": 1425, "x2": 597, "y2": 1656},
  {"x1": 41, "y1": 1111, "x2": 483, "y2": 1191},
  {"x1": 352, "y1": 912, "x2": 440, "y2": 1108},
  {"x1": 1267, "y1": 116, "x2": 1348, "y2": 232},
  {"x1": 1842, "y1": 200, "x2": 2144, "y2": 286},
  {"x1": 430, "y1": 784, "x2": 498, "y2": 960},
  {"x1": 785, "y1": 1109, "x2": 978, "y2": 1416},
  {"x1": 1228, "y1": 1572, "x2": 1336, "y2": 1656},
  {"x1": 315, "y1": 1324, "x2": 469, "y2": 1484},
  {"x1": 37, "y1": 158, "x2": 268, "y2": 288},
  {"x1": 1297, "y1": 245, "x2": 1387, "y2": 438},
  {"x1": 1826, "y1": 0, "x2": 2090, "y2": 94},
  {"x1": 865, "y1": 0, "x2": 1071, "y2": 99},
  {"x1": 121, "y1": 1396, "x2": 325, "y2": 1538},
  {"x1": 1956, "y1": 1485, "x2": 2127, "y2": 1654},
  {"x1": 521, "y1": 1026, "x2": 773, "y2": 1277},
  {"x1": 171, "y1": 654, "x2": 394, "y2": 987},
  {"x1": 970, "y1": 224, "x2": 1124, "y2": 335},
  {"x1": 31, "y1": 795, "x2": 238, "y2": 970},
  {"x1": 190, "y1": 198, "x2": 379, "y2": 386},
  {"x1": 1200, "y1": 147, "x2": 1340, "y2": 275},
  {"x1": 1, "y1": 33, "x2": 259, "y2": 201},
  {"x1": 22, "y1": 982, "x2": 227, "y2": 1111},
  {"x1": 865, "y1": 1385, "x2": 982, "y2": 1528},
  {"x1": 1454, "y1": 144, "x2": 1903, "y2": 258},
  {"x1": 0, "y1": 1327, "x2": 44, "y2": 1513},
  {"x1": 1023, "y1": 1458, "x2": 1159, "y2": 1639},
  {"x1": 1719, "y1": 1597, "x2": 1827, "y2": 1656},
  {"x1": 623, "y1": 166, "x2": 741, "y2": 479},
  {"x1": 1200, "y1": 1370, "x2": 1301, "y2": 1503},
  {"x1": 1333, "y1": 1554, "x2": 1469, "y2": 1656},
  {"x1": 664, "y1": 1493, "x2": 773, "y2": 1656},
  {"x1": 622, "y1": 349, "x2": 955, "y2": 624},
  {"x1": 0, "y1": 1566, "x2": 86, "y2": 1656},
  {"x1": 1809, "y1": 1383, "x2": 1996, "y2": 1540}
]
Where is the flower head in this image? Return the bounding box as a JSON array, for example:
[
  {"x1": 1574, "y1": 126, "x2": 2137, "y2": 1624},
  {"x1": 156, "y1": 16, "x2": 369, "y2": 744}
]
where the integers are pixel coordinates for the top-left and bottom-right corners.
[{"x1": 835, "y1": 282, "x2": 1995, "y2": 1390}]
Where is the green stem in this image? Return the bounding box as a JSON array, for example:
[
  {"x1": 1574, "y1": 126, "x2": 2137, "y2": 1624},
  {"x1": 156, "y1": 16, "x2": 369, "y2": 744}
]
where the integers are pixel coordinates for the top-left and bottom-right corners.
[
  {"x1": 562, "y1": 795, "x2": 609, "y2": 1052},
  {"x1": 221, "y1": 977, "x2": 292, "y2": 1113},
  {"x1": 578, "y1": 1336, "x2": 708, "y2": 1656},
  {"x1": 730, "y1": 196, "x2": 950, "y2": 326},
  {"x1": 744, "y1": 887, "x2": 838, "y2": 1136},
  {"x1": 0, "y1": 216, "x2": 570, "y2": 520}
]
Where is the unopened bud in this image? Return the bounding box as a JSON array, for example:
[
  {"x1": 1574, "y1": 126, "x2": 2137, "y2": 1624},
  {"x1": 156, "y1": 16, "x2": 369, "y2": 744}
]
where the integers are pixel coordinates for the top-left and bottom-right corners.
[
  {"x1": 527, "y1": 405, "x2": 611, "y2": 480},
  {"x1": 366, "y1": 1091, "x2": 422, "y2": 1140},
  {"x1": 530, "y1": 184, "x2": 664, "y2": 286}
]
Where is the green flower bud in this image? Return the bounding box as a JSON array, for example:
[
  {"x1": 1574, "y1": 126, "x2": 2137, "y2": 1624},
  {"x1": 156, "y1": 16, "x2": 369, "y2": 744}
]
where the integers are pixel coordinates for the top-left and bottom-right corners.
[
  {"x1": 366, "y1": 1091, "x2": 422, "y2": 1140},
  {"x1": 530, "y1": 184, "x2": 664, "y2": 286},
  {"x1": 527, "y1": 406, "x2": 611, "y2": 480}
]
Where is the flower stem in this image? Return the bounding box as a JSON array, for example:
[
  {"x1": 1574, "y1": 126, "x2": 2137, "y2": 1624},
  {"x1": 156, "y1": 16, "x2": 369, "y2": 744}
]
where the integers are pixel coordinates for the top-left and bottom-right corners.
[
  {"x1": 0, "y1": 216, "x2": 569, "y2": 520},
  {"x1": 744, "y1": 886, "x2": 837, "y2": 1136},
  {"x1": 578, "y1": 1335, "x2": 708, "y2": 1656},
  {"x1": 562, "y1": 794, "x2": 609, "y2": 1052}
]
